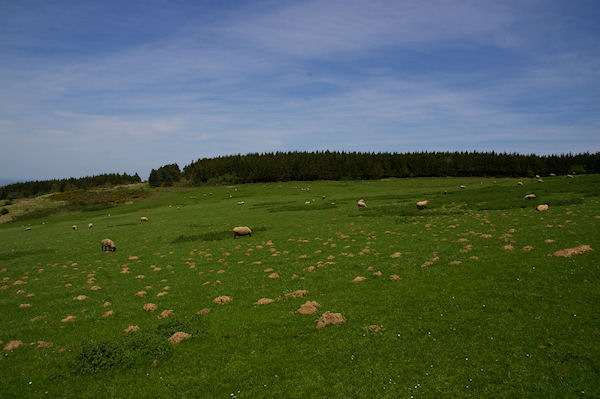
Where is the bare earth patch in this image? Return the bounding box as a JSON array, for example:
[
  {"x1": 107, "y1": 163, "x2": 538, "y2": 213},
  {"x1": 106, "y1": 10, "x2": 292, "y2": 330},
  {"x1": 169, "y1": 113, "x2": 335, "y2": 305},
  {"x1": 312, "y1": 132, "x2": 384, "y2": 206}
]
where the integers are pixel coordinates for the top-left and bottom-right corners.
[
  {"x1": 73, "y1": 295, "x2": 87, "y2": 301},
  {"x1": 503, "y1": 245, "x2": 514, "y2": 250},
  {"x1": 124, "y1": 325, "x2": 140, "y2": 333},
  {"x1": 389, "y1": 274, "x2": 401, "y2": 281},
  {"x1": 158, "y1": 309, "x2": 174, "y2": 319},
  {"x1": 297, "y1": 301, "x2": 321, "y2": 314},
  {"x1": 90, "y1": 286, "x2": 101, "y2": 291},
  {"x1": 364, "y1": 325, "x2": 385, "y2": 333},
  {"x1": 61, "y1": 315, "x2": 76, "y2": 322},
  {"x1": 102, "y1": 310, "x2": 114, "y2": 317},
  {"x1": 143, "y1": 303, "x2": 158, "y2": 312},
  {"x1": 351, "y1": 276, "x2": 367, "y2": 282},
  {"x1": 522, "y1": 245, "x2": 534, "y2": 251},
  {"x1": 316, "y1": 311, "x2": 347, "y2": 329},
  {"x1": 136, "y1": 291, "x2": 147, "y2": 297},
  {"x1": 36, "y1": 341, "x2": 53, "y2": 349},
  {"x1": 19, "y1": 303, "x2": 32, "y2": 308},
  {"x1": 213, "y1": 296, "x2": 233, "y2": 304},
  {"x1": 255, "y1": 298, "x2": 274, "y2": 305},
  {"x1": 169, "y1": 332, "x2": 191, "y2": 344},
  {"x1": 390, "y1": 252, "x2": 402, "y2": 258},
  {"x1": 285, "y1": 290, "x2": 309, "y2": 298},
  {"x1": 554, "y1": 245, "x2": 593, "y2": 258},
  {"x1": 268, "y1": 273, "x2": 280, "y2": 279},
  {"x1": 4, "y1": 340, "x2": 23, "y2": 350},
  {"x1": 196, "y1": 308, "x2": 211, "y2": 315}
]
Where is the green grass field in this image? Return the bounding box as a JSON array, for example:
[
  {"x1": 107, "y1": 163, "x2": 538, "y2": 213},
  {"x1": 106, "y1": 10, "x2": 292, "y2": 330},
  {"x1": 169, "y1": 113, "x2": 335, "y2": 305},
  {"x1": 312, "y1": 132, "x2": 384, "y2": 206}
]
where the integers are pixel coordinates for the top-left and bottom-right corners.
[{"x1": 1, "y1": 175, "x2": 599, "y2": 398}]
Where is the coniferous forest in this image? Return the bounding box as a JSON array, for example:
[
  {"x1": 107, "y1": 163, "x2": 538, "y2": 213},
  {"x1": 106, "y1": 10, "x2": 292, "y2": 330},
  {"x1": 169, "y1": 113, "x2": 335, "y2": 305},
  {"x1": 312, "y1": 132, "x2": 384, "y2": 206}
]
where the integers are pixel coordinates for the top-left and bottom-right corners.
[
  {"x1": 2, "y1": 152, "x2": 600, "y2": 200},
  {"x1": 0, "y1": 173, "x2": 141, "y2": 200},
  {"x1": 183, "y1": 151, "x2": 600, "y2": 185}
]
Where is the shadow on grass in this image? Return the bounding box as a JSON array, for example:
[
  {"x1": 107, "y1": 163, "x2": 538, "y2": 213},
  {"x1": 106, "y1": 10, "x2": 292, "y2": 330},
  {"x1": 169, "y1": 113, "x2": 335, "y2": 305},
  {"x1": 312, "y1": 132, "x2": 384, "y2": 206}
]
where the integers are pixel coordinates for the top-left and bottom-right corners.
[
  {"x1": 63, "y1": 315, "x2": 207, "y2": 375},
  {"x1": 171, "y1": 226, "x2": 268, "y2": 244},
  {"x1": 0, "y1": 248, "x2": 54, "y2": 261}
]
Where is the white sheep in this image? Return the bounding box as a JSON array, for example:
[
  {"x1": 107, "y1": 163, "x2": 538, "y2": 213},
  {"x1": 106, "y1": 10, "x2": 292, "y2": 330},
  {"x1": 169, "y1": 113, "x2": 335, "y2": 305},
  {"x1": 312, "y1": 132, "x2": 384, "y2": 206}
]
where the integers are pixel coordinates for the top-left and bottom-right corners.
[
  {"x1": 237, "y1": 201, "x2": 245, "y2": 205},
  {"x1": 524, "y1": 194, "x2": 536, "y2": 200},
  {"x1": 72, "y1": 225, "x2": 77, "y2": 230},
  {"x1": 416, "y1": 200, "x2": 429, "y2": 210},
  {"x1": 536, "y1": 204, "x2": 549, "y2": 212},
  {"x1": 101, "y1": 238, "x2": 117, "y2": 251},
  {"x1": 567, "y1": 174, "x2": 574, "y2": 179},
  {"x1": 233, "y1": 226, "x2": 252, "y2": 239},
  {"x1": 357, "y1": 199, "x2": 367, "y2": 208},
  {"x1": 460, "y1": 185, "x2": 467, "y2": 189},
  {"x1": 140, "y1": 216, "x2": 149, "y2": 222},
  {"x1": 88, "y1": 223, "x2": 93, "y2": 229},
  {"x1": 517, "y1": 181, "x2": 524, "y2": 186}
]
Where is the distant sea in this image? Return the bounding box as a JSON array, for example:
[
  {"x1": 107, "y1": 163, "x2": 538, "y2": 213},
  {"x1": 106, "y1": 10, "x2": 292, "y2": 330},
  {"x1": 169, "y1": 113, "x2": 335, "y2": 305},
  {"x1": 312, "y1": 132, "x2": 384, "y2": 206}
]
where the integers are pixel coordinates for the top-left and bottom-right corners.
[{"x1": 0, "y1": 179, "x2": 21, "y2": 187}]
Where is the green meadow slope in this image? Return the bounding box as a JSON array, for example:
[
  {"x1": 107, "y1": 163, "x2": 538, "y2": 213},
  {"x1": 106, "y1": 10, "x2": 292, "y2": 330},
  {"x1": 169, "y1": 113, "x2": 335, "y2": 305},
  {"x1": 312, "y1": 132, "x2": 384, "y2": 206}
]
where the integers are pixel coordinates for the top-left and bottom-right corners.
[{"x1": 1, "y1": 176, "x2": 599, "y2": 398}]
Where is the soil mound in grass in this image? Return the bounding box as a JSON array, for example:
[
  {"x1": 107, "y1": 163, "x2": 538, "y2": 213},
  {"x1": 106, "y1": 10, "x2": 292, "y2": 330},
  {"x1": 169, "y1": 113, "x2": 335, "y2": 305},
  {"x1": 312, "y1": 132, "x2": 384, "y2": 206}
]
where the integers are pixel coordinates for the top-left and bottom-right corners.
[
  {"x1": 143, "y1": 303, "x2": 158, "y2": 312},
  {"x1": 124, "y1": 325, "x2": 140, "y2": 333},
  {"x1": 297, "y1": 301, "x2": 321, "y2": 314},
  {"x1": 213, "y1": 296, "x2": 233, "y2": 304},
  {"x1": 316, "y1": 311, "x2": 346, "y2": 329},
  {"x1": 169, "y1": 332, "x2": 191, "y2": 343},
  {"x1": 255, "y1": 298, "x2": 274, "y2": 305},
  {"x1": 285, "y1": 290, "x2": 308, "y2": 298},
  {"x1": 554, "y1": 245, "x2": 592, "y2": 257},
  {"x1": 351, "y1": 276, "x2": 366, "y2": 282},
  {"x1": 4, "y1": 340, "x2": 23, "y2": 350}
]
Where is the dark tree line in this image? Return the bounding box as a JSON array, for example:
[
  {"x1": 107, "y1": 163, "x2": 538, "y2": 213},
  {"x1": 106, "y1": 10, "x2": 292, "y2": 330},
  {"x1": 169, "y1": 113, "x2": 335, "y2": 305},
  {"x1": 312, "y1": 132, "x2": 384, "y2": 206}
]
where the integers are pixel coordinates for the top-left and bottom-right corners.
[
  {"x1": 148, "y1": 164, "x2": 181, "y2": 187},
  {"x1": 0, "y1": 173, "x2": 141, "y2": 200},
  {"x1": 183, "y1": 151, "x2": 600, "y2": 185}
]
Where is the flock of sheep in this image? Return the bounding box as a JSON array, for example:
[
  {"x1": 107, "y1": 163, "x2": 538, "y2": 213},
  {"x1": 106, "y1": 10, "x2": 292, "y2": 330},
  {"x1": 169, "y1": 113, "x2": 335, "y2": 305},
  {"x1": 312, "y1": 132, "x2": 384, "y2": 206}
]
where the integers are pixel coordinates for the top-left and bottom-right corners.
[{"x1": 27, "y1": 176, "x2": 565, "y2": 251}]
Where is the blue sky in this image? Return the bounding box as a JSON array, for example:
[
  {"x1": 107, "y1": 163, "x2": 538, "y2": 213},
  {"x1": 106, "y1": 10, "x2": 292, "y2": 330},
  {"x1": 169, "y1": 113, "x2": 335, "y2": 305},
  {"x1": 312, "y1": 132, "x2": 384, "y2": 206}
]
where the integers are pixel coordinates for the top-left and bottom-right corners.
[{"x1": 1, "y1": 0, "x2": 599, "y2": 181}]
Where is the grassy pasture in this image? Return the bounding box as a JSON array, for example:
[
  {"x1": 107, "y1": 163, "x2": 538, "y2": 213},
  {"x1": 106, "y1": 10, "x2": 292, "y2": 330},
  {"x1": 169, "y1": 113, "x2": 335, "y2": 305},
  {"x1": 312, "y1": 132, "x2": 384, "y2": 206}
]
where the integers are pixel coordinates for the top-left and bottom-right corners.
[{"x1": 1, "y1": 175, "x2": 599, "y2": 398}]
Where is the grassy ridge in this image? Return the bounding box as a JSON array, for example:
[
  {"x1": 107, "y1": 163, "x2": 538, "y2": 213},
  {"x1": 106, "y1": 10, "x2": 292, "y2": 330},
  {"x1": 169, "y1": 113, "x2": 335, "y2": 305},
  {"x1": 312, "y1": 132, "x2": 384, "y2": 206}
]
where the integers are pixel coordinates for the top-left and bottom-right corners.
[{"x1": 0, "y1": 176, "x2": 599, "y2": 398}]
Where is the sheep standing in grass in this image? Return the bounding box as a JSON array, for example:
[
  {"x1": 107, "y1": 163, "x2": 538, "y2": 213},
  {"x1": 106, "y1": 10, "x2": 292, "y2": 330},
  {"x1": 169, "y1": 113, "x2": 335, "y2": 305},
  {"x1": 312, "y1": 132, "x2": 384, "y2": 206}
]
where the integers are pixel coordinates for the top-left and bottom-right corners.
[
  {"x1": 88, "y1": 223, "x2": 93, "y2": 229},
  {"x1": 237, "y1": 201, "x2": 245, "y2": 205},
  {"x1": 233, "y1": 226, "x2": 252, "y2": 239},
  {"x1": 536, "y1": 204, "x2": 549, "y2": 212},
  {"x1": 101, "y1": 238, "x2": 117, "y2": 251},
  {"x1": 460, "y1": 185, "x2": 467, "y2": 189},
  {"x1": 72, "y1": 225, "x2": 77, "y2": 230},
  {"x1": 524, "y1": 194, "x2": 536, "y2": 200},
  {"x1": 140, "y1": 216, "x2": 149, "y2": 222},
  {"x1": 357, "y1": 199, "x2": 367, "y2": 208},
  {"x1": 416, "y1": 200, "x2": 429, "y2": 210}
]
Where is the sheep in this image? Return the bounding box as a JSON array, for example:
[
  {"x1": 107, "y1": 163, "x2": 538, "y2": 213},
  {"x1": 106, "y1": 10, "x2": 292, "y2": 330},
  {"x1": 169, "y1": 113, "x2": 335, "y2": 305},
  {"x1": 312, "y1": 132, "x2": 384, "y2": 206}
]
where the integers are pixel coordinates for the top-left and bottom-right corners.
[
  {"x1": 536, "y1": 204, "x2": 549, "y2": 212},
  {"x1": 72, "y1": 225, "x2": 77, "y2": 230},
  {"x1": 416, "y1": 200, "x2": 429, "y2": 210},
  {"x1": 140, "y1": 217, "x2": 149, "y2": 222},
  {"x1": 233, "y1": 226, "x2": 252, "y2": 239},
  {"x1": 524, "y1": 194, "x2": 536, "y2": 200},
  {"x1": 550, "y1": 173, "x2": 556, "y2": 177},
  {"x1": 517, "y1": 181, "x2": 524, "y2": 186},
  {"x1": 88, "y1": 223, "x2": 93, "y2": 229},
  {"x1": 538, "y1": 179, "x2": 544, "y2": 183},
  {"x1": 237, "y1": 201, "x2": 245, "y2": 205},
  {"x1": 25, "y1": 227, "x2": 31, "y2": 231},
  {"x1": 357, "y1": 199, "x2": 367, "y2": 208},
  {"x1": 535, "y1": 174, "x2": 540, "y2": 179},
  {"x1": 460, "y1": 185, "x2": 467, "y2": 189},
  {"x1": 567, "y1": 174, "x2": 574, "y2": 179},
  {"x1": 101, "y1": 238, "x2": 117, "y2": 252}
]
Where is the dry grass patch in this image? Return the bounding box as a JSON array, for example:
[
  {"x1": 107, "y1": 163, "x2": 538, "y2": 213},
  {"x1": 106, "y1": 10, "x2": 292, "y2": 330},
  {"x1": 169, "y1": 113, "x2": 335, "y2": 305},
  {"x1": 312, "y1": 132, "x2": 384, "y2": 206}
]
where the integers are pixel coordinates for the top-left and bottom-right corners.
[
  {"x1": 213, "y1": 296, "x2": 233, "y2": 304},
  {"x1": 169, "y1": 332, "x2": 191, "y2": 344},
  {"x1": 255, "y1": 298, "x2": 274, "y2": 305}
]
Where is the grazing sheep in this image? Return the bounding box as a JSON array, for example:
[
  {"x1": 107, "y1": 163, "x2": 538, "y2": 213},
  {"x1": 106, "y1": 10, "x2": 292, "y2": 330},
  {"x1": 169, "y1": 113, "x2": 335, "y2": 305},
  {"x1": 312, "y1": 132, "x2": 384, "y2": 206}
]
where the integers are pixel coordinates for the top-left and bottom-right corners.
[
  {"x1": 460, "y1": 185, "x2": 467, "y2": 189},
  {"x1": 101, "y1": 238, "x2": 117, "y2": 252},
  {"x1": 536, "y1": 204, "x2": 549, "y2": 212},
  {"x1": 237, "y1": 201, "x2": 245, "y2": 205},
  {"x1": 72, "y1": 225, "x2": 77, "y2": 230},
  {"x1": 25, "y1": 227, "x2": 31, "y2": 231},
  {"x1": 88, "y1": 223, "x2": 93, "y2": 229},
  {"x1": 416, "y1": 200, "x2": 429, "y2": 210},
  {"x1": 538, "y1": 178, "x2": 544, "y2": 183},
  {"x1": 550, "y1": 173, "x2": 556, "y2": 177},
  {"x1": 233, "y1": 226, "x2": 252, "y2": 239},
  {"x1": 322, "y1": 195, "x2": 326, "y2": 199},
  {"x1": 535, "y1": 174, "x2": 540, "y2": 179},
  {"x1": 524, "y1": 194, "x2": 536, "y2": 200},
  {"x1": 444, "y1": 190, "x2": 448, "y2": 195},
  {"x1": 140, "y1": 217, "x2": 149, "y2": 222},
  {"x1": 357, "y1": 199, "x2": 367, "y2": 208},
  {"x1": 517, "y1": 181, "x2": 524, "y2": 186},
  {"x1": 567, "y1": 174, "x2": 574, "y2": 179}
]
